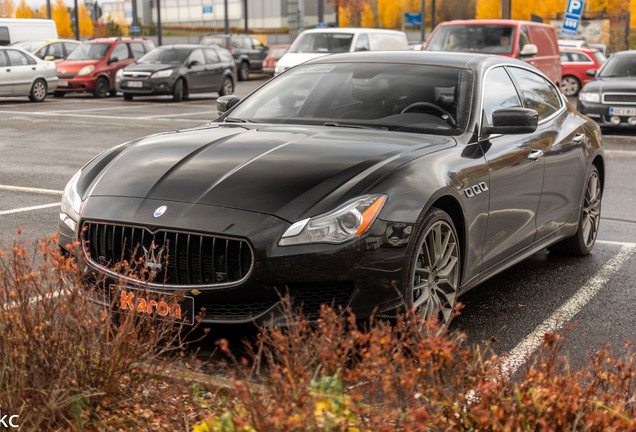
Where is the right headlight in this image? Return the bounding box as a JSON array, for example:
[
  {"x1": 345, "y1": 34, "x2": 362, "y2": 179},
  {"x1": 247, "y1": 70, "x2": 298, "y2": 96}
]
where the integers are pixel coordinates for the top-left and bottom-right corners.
[
  {"x1": 59, "y1": 170, "x2": 83, "y2": 232},
  {"x1": 579, "y1": 91, "x2": 601, "y2": 103},
  {"x1": 279, "y1": 195, "x2": 387, "y2": 246},
  {"x1": 151, "y1": 69, "x2": 174, "y2": 79},
  {"x1": 77, "y1": 65, "x2": 95, "y2": 76}
]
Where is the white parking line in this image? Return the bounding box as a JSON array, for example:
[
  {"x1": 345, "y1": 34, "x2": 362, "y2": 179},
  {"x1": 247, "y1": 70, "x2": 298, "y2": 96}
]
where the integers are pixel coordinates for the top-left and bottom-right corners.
[
  {"x1": 0, "y1": 203, "x2": 59, "y2": 216},
  {"x1": 0, "y1": 110, "x2": 205, "y2": 123},
  {"x1": 0, "y1": 185, "x2": 63, "y2": 196},
  {"x1": 498, "y1": 244, "x2": 636, "y2": 378}
]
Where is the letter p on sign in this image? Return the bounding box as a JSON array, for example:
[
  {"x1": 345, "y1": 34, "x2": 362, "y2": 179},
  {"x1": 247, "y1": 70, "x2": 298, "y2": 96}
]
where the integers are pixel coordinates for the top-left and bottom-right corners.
[{"x1": 567, "y1": 0, "x2": 584, "y2": 15}]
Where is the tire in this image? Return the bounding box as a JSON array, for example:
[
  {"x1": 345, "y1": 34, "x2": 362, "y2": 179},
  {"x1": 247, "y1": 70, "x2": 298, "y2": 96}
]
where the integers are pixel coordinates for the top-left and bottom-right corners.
[
  {"x1": 404, "y1": 208, "x2": 461, "y2": 327},
  {"x1": 219, "y1": 76, "x2": 234, "y2": 96},
  {"x1": 53, "y1": 91, "x2": 65, "y2": 98},
  {"x1": 123, "y1": 93, "x2": 133, "y2": 101},
  {"x1": 549, "y1": 166, "x2": 602, "y2": 256},
  {"x1": 238, "y1": 62, "x2": 249, "y2": 81},
  {"x1": 561, "y1": 75, "x2": 581, "y2": 97},
  {"x1": 29, "y1": 79, "x2": 47, "y2": 102},
  {"x1": 172, "y1": 79, "x2": 184, "y2": 102},
  {"x1": 93, "y1": 77, "x2": 109, "y2": 98}
]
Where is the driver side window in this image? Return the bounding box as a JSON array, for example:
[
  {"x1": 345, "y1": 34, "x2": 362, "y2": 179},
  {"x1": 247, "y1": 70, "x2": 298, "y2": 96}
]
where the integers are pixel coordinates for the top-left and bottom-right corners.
[
  {"x1": 482, "y1": 67, "x2": 522, "y2": 127},
  {"x1": 110, "y1": 43, "x2": 129, "y2": 62},
  {"x1": 188, "y1": 49, "x2": 205, "y2": 65}
]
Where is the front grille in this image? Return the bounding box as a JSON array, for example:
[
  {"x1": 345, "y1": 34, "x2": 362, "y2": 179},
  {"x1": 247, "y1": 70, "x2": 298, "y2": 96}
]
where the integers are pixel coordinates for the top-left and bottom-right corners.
[
  {"x1": 603, "y1": 93, "x2": 636, "y2": 104},
  {"x1": 58, "y1": 73, "x2": 76, "y2": 79},
  {"x1": 122, "y1": 71, "x2": 151, "y2": 78},
  {"x1": 81, "y1": 222, "x2": 253, "y2": 287}
]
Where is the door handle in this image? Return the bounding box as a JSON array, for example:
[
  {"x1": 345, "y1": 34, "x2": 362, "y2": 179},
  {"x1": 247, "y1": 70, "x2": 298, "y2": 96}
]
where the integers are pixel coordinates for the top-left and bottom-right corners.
[
  {"x1": 528, "y1": 149, "x2": 543, "y2": 160},
  {"x1": 573, "y1": 133, "x2": 586, "y2": 143}
]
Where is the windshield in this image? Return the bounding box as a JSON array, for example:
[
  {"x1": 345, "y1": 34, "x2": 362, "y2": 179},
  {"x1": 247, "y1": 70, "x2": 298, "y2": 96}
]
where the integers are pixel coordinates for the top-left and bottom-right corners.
[
  {"x1": 425, "y1": 24, "x2": 515, "y2": 55},
  {"x1": 11, "y1": 40, "x2": 46, "y2": 52},
  {"x1": 226, "y1": 62, "x2": 473, "y2": 136},
  {"x1": 269, "y1": 47, "x2": 288, "y2": 58},
  {"x1": 290, "y1": 33, "x2": 354, "y2": 54},
  {"x1": 200, "y1": 36, "x2": 228, "y2": 48},
  {"x1": 599, "y1": 55, "x2": 636, "y2": 77},
  {"x1": 138, "y1": 47, "x2": 190, "y2": 64},
  {"x1": 67, "y1": 43, "x2": 111, "y2": 61}
]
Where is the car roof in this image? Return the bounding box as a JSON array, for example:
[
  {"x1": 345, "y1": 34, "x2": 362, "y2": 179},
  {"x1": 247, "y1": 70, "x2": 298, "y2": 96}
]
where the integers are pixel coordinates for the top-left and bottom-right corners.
[
  {"x1": 158, "y1": 44, "x2": 212, "y2": 49},
  {"x1": 302, "y1": 50, "x2": 527, "y2": 71},
  {"x1": 607, "y1": 50, "x2": 636, "y2": 57},
  {"x1": 436, "y1": 19, "x2": 554, "y2": 29},
  {"x1": 560, "y1": 47, "x2": 599, "y2": 54},
  {"x1": 299, "y1": 27, "x2": 405, "y2": 35},
  {"x1": 85, "y1": 37, "x2": 149, "y2": 43}
]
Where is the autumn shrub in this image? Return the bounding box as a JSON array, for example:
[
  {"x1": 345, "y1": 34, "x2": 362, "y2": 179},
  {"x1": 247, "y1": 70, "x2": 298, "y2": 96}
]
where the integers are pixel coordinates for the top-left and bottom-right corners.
[
  {"x1": 0, "y1": 233, "x2": 199, "y2": 431},
  {"x1": 196, "y1": 303, "x2": 636, "y2": 431}
]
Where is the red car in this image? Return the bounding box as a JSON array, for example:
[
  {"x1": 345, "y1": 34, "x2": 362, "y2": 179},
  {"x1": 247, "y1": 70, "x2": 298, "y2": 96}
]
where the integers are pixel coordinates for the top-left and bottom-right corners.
[
  {"x1": 262, "y1": 44, "x2": 289, "y2": 74},
  {"x1": 55, "y1": 37, "x2": 154, "y2": 98},
  {"x1": 560, "y1": 47, "x2": 606, "y2": 97}
]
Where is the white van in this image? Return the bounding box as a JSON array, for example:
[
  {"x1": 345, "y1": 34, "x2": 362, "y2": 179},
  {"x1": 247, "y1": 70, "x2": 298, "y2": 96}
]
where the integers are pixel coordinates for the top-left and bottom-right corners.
[
  {"x1": 0, "y1": 18, "x2": 58, "y2": 46},
  {"x1": 275, "y1": 27, "x2": 408, "y2": 75}
]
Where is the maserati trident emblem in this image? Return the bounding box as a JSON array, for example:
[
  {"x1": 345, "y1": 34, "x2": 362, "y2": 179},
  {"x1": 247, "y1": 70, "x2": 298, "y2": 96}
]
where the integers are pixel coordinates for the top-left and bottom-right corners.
[
  {"x1": 154, "y1": 205, "x2": 167, "y2": 217},
  {"x1": 142, "y1": 241, "x2": 165, "y2": 275}
]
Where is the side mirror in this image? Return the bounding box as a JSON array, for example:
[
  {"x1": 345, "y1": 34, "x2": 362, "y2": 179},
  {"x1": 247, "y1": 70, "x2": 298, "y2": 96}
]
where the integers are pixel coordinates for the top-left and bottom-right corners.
[
  {"x1": 519, "y1": 43, "x2": 538, "y2": 57},
  {"x1": 481, "y1": 107, "x2": 538, "y2": 136},
  {"x1": 586, "y1": 69, "x2": 597, "y2": 77},
  {"x1": 108, "y1": 56, "x2": 119, "y2": 64},
  {"x1": 44, "y1": 55, "x2": 54, "y2": 61},
  {"x1": 189, "y1": 60, "x2": 200, "y2": 67},
  {"x1": 217, "y1": 95, "x2": 240, "y2": 114}
]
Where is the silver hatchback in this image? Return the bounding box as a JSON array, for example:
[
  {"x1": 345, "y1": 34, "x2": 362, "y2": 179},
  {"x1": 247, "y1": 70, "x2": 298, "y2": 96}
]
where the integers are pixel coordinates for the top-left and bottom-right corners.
[{"x1": 0, "y1": 46, "x2": 58, "y2": 102}]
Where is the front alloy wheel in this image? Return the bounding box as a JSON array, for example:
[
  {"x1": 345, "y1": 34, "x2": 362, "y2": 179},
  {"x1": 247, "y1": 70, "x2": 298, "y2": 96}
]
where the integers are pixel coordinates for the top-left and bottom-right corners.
[
  {"x1": 408, "y1": 208, "x2": 460, "y2": 326},
  {"x1": 561, "y1": 75, "x2": 581, "y2": 97},
  {"x1": 219, "y1": 76, "x2": 234, "y2": 96}
]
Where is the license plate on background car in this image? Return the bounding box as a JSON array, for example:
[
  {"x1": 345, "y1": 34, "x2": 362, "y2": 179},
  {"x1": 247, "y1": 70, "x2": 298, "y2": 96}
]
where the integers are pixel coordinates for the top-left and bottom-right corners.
[
  {"x1": 58, "y1": 81, "x2": 68, "y2": 87},
  {"x1": 609, "y1": 107, "x2": 636, "y2": 116},
  {"x1": 109, "y1": 285, "x2": 195, "y2": 325},
  {"x1": 126, "y1": 81, "x2": 143, "y2": 88}
]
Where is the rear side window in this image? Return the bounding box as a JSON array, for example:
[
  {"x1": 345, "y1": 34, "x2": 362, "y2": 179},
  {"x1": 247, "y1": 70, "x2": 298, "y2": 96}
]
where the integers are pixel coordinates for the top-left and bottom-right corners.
[
  {"x1": 0, "y1": 27, "x2": 9, "y2": 46},
  {"x1": 0, "y1": 51, "x2": 7, "y2": 66},
  {"x1": 482, "y1": 67, "x2": 522, "y2": 127},
  {"x1": 46, "y1": 42, "x2": 65, "y2": 60},
  {"x1": 6, "y1": 49, "x2": 33, "y2": 66},
  {"x1": 507, "y1": 67, "x2": 561, "y2": 121}
]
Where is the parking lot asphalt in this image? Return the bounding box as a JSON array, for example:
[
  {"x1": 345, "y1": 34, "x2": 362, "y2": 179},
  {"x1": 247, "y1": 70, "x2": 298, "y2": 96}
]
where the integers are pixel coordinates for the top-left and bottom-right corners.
[{"x1": 1, "y1": 77, "x2": 636, "y2": 375}]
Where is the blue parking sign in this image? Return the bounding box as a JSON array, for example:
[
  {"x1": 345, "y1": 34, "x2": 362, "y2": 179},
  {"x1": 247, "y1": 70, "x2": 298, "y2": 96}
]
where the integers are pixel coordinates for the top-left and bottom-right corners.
[{"x1": 562, "y1": 0, "x2": 584, "y2": 36}]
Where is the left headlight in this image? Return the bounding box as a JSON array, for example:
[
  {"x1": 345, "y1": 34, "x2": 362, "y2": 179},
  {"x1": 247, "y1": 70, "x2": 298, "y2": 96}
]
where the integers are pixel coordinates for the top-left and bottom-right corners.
[
  {"x1": 279, "y1": 195, "x2": 387, "y2": 246},
  {"x1": 151, "y1": 69, "x2": 174, "y2": 79},
  {"x1": 59, "y1": 170, "x2": 83, "y2": 232},
  {"x1": 77, "y1": 65, "x2": 95, "y2": 76}
]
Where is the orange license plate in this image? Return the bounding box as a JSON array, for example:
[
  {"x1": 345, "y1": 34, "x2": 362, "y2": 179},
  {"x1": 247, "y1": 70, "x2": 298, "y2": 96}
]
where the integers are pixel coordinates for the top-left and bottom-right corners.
[{"x1": 109, "y1": 285, "x2": 195, "y2": 325}]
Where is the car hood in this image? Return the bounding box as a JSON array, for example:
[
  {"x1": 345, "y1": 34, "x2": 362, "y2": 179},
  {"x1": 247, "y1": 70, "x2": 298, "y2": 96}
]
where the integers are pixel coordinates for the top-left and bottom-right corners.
[
  {"x1": 56, "y1": 60, "x2": 101, "y2": 74},
  {"x1": 125, "y1": 62, "x2": 181, "y2": 73},
  {"x1": 83, "y1": 124, "x2": 454, "y2": 222},
  {"x1": 584, "y1": 77, "x2": 636, "y2": 93}
]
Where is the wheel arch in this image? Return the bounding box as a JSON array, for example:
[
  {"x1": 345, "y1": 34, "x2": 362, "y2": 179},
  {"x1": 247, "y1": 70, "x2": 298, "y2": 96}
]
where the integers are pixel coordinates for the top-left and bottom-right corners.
[
  {"x1": 427, "y1": 194, "x2": 467, "y2": 272},
  {"x1": 592, "y1": 154, "x2": 605, "y2": 191}
]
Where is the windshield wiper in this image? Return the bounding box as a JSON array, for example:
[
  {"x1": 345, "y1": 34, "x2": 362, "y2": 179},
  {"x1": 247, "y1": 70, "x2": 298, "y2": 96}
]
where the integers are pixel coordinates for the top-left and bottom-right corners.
[
  {"x1": 323, "y1": 121, "x2": 386, "y2": 130},
  {"x1": 224, "y1": 117, "x2": 253, "y2": 123}
]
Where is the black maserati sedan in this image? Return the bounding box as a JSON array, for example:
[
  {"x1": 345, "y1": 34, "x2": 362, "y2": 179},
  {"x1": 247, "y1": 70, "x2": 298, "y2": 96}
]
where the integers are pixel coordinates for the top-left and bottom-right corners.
[
  {"x1": 578, "y1": 50, "x2": 636, "y2": 128},
  {"x1": 59, "y1": 51, "x2": 604, "y2": 327},
  {"x1": 115, "y1": 44, "x2": 236, "y2": 102}
]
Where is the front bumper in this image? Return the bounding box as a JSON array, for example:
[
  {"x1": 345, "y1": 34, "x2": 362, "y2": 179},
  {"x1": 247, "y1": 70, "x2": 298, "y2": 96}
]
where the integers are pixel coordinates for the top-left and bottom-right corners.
[
  {"x1": 578, "y1": 100, "x2": 636, "y2": 127},
  {"x1": 56, "y1": 76, "x2": 97, "y2": 93},
  {"x1": 58, "y1": 197, "x2": 413, "y2": 326},
  {"x1": 118, "y1": 77, "x2": 176, "y2": 96}
]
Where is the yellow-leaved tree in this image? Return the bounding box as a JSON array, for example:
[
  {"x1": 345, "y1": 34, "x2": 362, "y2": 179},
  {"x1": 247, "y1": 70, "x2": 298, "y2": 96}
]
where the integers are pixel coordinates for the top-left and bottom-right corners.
[
  {"x1": 52, "y1": 0, "x2": 72, "y2": 37},
  {"x1": 0, "y1": 0, "x2": 15, "y2": 17},
  {"x1": 377, "y1": 0, "x2": 401, "y2": 28},
  {"x1": 361, "y1": 2, "x2": 374, "y2": 28},
  {"x1": 78, "y1": 2, "x2": 93, "y2": 37},
  {"x1": 476, "y1": 0, "x2": 499, "y2": 19},
  {"x1": 14, "y1": 0, "x2": 31, "y2": 18}
]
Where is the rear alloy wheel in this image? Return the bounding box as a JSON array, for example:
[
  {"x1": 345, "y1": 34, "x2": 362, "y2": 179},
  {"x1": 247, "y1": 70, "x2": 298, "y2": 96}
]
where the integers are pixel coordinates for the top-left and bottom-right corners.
[
  {"x1": 406, "y1": 208, "x2": 460, "y2": 327},
  {"x1": 549, "y1": 166, "x2": 601, "y2": 256},
  {"x1": 172, "y1": 79, "x2": 184, "y2": 102},
  {"x1": 219, "y1": 76, "x2": 234, "y2": 96},
  {"x1": 561, "y1": 75, "x2": 581, "y2": 97},
  {"x1": 93, "y1": 77, "x2": 109, "y2": 98},
  {"x1": 238, "y1": 62, "x2": 249, "y2": 81},
  {"x1": 29, "y1": 79, "x2": 47, "y2": 102}
]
